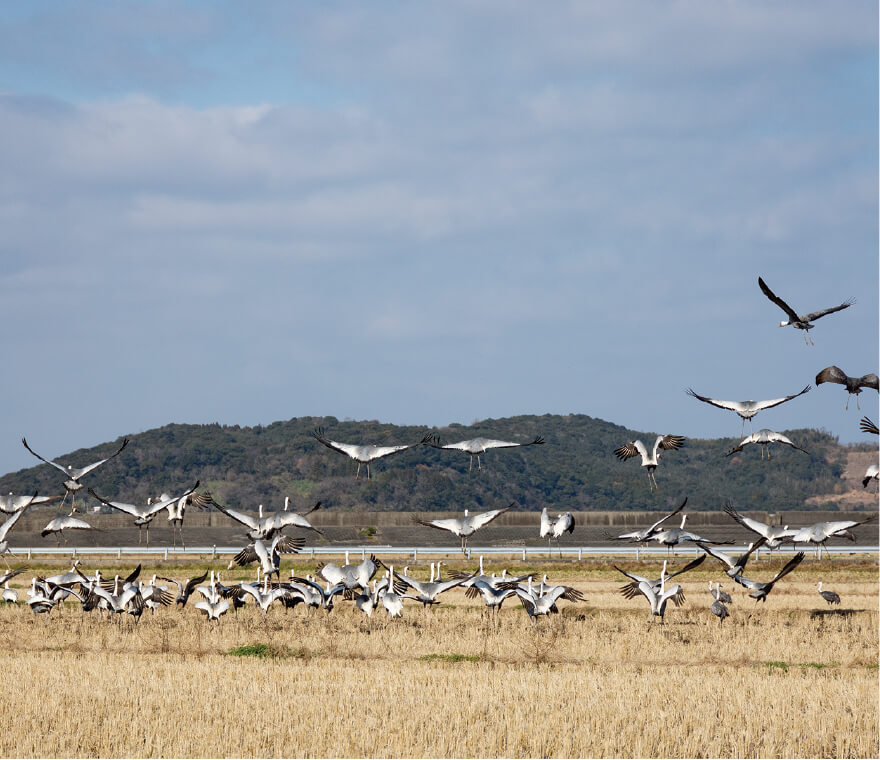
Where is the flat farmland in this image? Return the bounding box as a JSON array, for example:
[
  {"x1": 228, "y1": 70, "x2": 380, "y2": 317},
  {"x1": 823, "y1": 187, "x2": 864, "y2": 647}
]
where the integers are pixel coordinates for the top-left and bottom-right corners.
[{"x1": 0, "y1": 555, "x2": 876, "y2": 758}]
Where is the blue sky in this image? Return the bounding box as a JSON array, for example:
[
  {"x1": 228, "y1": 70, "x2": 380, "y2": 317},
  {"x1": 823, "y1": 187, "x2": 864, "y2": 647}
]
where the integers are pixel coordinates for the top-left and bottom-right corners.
[{"x1": 1, "y1": 1, "x2": 877, "y2": 475}]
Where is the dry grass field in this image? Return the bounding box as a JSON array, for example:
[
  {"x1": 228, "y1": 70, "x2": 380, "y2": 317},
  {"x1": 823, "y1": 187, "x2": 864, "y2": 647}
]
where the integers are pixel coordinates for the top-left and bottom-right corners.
[{"x1": 0, "y1": 554, "x2": 876, "y2": 758}]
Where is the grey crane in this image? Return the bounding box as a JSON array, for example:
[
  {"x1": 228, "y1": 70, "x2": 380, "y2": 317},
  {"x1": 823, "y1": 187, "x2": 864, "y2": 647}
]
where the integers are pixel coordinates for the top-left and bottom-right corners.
[
  {"x1": 709, "y1": 581, "x2": 732, "y2": 605},
  {"x1": 414, "y1": 503, "x2": 513, "y2": 554},
  {"x1": 228, "y1": 534, "x2": 305, "y2": 582},
  {"x1": 614, "y1": 554, "x2": 706, "y2": 600},
  {"x1": 613, "y1": 435, "x2": 685, "y2": 491},
  {"x1": 726, "y1": 429, "x2": 810, "y2": 459},
  {"x1": 513, "y1": 577, "x2": 583, "y2": 625},
  {"x1": 758, "y1": 276, "x2": 854, "y2": 344},
  {"x1": 614, "y1": 560, "x2": 684, "y2": 624},
  {"x1": 817, "y1": 582, "x2": 840, "y2": 606},
  {"x1": 315, "y1": 551, "x2": 380, "y2": 594},
  {"x1": 694, "y1": 538, "x2": 767, "y2": 577},
  {"x1": 646, "y1": 513, "x2": 732, "y2": 555},
  {"x1": 427, "y1": 434, "x2": 544, "y2": 472},
  {"x1": 21, "y1": 437, "x2": 128, "y2": 511},
  {"x1": 731, "y1": 552, "x2": 805, "y2": 603},
  {"x1": 787, "y1": 515, "x2": 877, "y2": 557},
  {"x1": 390, "y1": 561, "x2": 473, "y2": 608},
  {"x1": 212, "y1": 497, "x2": 323, "y2": 541},
  {"x1": 40, "y1": 509, "x2": 95, "y2": 545},
  {"x1": 310, "y1": 427, "x2": 432, "y2": 479},
  {"x1": 613, "y1": 498, "x2": 688, "y2": 544},
  {"x1": 156, "y1": 570, "x2": 209, "y2": 608},
  {"x1": 686, "y1": 386, "x2": 811, "y2": 437},
  {"x1": 710, "y1": 598, "x2": 730, "y2": 625},
  {"x1": 160, "y1": 488, "x2": 214, "y2": 549},
  {"x1": 87, "y1": 481, "x2": 200, "y2": 547},
  {"x1": 815, "y1": 366, "x2": 879, "y2": 410},
  {"x1": 539, "y1": 508, "x2": 575, "y2": 556},
  {"x1": 722, "y1": 503, "x2": 796, "y2": 549}
]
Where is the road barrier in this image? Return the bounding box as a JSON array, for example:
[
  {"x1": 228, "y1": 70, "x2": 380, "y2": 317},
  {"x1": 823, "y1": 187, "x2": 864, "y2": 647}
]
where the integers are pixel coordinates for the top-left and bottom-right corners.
[{"x1": 11, "y1": 544, "x2": 879, "y2": 561}]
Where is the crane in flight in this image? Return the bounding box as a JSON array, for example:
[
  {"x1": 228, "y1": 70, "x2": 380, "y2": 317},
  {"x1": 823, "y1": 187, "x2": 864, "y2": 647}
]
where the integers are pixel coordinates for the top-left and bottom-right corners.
[
  {"x1": 21, "y1": 437, "x2": 129, "y2": 512},
  {"x1": 815, "y1": 366, "x2": 878, "y2": 410},
  {"x1": 758, "y1": 276, "x2": 854, "y2": 344},
  {"x1": 725, "y1": 430, "x2": 810, "y2": 460},
  {"x1": 613, "y1": 435, "x2": 684, "y2": 491},
  {"x1": 686, "y1": 385, "x2": 810, "y2": 437},
  {"x1": 414, "y1": 503, "x2": 513, "y2": 554},
  {"x1": 426, "y1": 434, "x2": 544, "y2": 472},
  {"x1": 310, "y1": 428, "x2": 432, "y2": 479}
]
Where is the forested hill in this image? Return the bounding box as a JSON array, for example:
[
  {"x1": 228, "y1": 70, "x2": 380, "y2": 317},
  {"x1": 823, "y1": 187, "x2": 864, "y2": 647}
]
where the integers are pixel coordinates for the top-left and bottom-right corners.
[{"x1": 1, "y1": 414, "x2": 874, "y2": 513}]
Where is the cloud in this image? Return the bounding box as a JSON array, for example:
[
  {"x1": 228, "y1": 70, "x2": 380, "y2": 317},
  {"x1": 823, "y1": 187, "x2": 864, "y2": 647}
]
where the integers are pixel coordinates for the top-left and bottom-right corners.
[{"x1": 0, "y1": 2, "x2": 876, "y2": 473}]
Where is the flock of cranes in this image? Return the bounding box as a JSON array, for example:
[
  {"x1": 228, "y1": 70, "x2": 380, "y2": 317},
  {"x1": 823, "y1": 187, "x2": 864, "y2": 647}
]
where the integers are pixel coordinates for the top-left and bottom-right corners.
[{"x1": 0, "y1": 276, "x2": 875, "y2": 628}]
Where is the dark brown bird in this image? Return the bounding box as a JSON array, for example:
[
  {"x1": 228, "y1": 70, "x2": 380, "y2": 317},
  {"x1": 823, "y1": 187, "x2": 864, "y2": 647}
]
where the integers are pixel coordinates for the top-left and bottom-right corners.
[
  {"x1": 758, "y1": 276, "x2": 854, "y2": 345},
  {"x1": 815, "y1": 366, "x2": 879, "y2": 410}
]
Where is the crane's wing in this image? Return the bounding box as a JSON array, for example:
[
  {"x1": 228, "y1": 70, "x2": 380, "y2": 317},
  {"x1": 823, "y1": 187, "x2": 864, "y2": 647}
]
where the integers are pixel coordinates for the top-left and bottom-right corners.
[
  {"x1": 413, "y1": 517, "x2": 462, "y2": 534},
  {"x1": 769, "y1": 552, "x2": 805, "y2": 584},
  {"x1": 147, "y1": 481, "x2": 201, "y2": 516},
  {"x1": 69, "y1": 438, "x2": 129, "y2": 479},
  {"x1": 122, "y1": 564, "x2": 142, "y2": 586},
  {"x1": 230, "y1": 544, "x2": 259, "y2": 567},
  {"x1": 0, "y1": 507, "x2": 28, "y2": 542},
  {"x1": 614, "y1": 440, "x2": 647, "y2": 462},
  {"x1": 815, "y1": 366, "x2": 848, "y2": 387},
  {"x1": 272, "y1": 535, "x2": 305, "y2": 555},
  {"x1": 310, "y1": 428, "x2": 361, "y2": 458},
  {"x1": 723, "y1": 503, "x2": 771, "y2": 538},
  {"x1": 685, "y1": 389, "x2": 743, "y2": 412},
  {"x1": 771, "y1": 433, "x2": 810, "y2": 455},
  {"x1": 21, "y1": 437, "x2": 73, "y2": 477},
  {"x1": 613, "y1": 565, "x2": 648, "y2": 584},
  {"x1": 801, "y1": 299, "x2": 855, "y2": 322},
  {"x1": 664, "y1": 553, "x2": 707, "y2": 581},
  {"x1": 361, "y1": 444, "x2": 414, "y2": 460},
  {"x1": 468, "y1": 503, "x2": 514, "y2": 530},
  {"x1": 856, "y1": 374, "x2": 879, "y2": 391},
  {"x1": 210, "y1": 500, "x2": 259, "y2": 530},
  {"x1": 299, "y1": 500, "x2": 322, "y2": 517},
  {"x1": 758, "y1": 277, "x2": 800, "y2": 322},
  {"x1": 477, "y1": 437, "x2": 544, "y2": 450},
  {"x1": 861, "y1": 417, "x2": 880, "y2": 435},
  {"x1": 539, "y1": 508, "x2": 552, "y2": 538},
  {"x1": 274, "y1": 512, "x2": 324, "y2": 535},
  {"x1": 656, "y1": 435, "x2": 685, "y2": 453},
  {"x1": 86, "y1": 489, "x2": 141, "y2": 517},
  {"x1": 647, "y1": 497, "x2": 688, "y2": 534},
  {"x1": 751, "y1": 386, "x2": 811, "y2": 411},
  {"x1": 183, "y1": 571, "x2": 209, "y2": 596}
]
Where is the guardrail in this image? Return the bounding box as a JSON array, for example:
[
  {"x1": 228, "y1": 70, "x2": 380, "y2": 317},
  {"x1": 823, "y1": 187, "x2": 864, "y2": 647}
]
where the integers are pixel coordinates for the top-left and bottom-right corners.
[{"x1": 9, "y1": 544, "x2": 879, "y2": 562}]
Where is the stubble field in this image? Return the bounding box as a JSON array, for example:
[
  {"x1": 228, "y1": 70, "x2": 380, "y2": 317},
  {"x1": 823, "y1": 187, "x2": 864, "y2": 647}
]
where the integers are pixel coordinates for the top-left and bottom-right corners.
[{"x1": 0, "y1": 554, "x2": 876, "y2": 758}]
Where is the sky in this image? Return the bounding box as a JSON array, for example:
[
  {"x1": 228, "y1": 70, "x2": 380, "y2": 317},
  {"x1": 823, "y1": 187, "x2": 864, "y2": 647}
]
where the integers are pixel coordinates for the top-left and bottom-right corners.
[{"x1": 1, "y1": 1, "x2": 877, "y2": 475}]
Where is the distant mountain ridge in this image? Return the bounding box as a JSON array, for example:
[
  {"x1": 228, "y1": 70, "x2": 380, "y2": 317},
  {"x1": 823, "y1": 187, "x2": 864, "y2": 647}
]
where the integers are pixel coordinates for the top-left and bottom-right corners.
[{"x1": 1, "y1": 414, "x2": 874, "y2": 513}]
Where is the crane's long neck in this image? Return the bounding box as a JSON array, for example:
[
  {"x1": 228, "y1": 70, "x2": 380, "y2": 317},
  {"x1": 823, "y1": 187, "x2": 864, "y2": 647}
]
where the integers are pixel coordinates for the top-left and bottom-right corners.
[
  {"x1": 680, "y1": 514, "x2": 687, "y2": 529},
  {"x1": 284, "y1": 496, "x2": 290, "y2": 512},
  {"x1": 479, "y1": 555, "x2": 484, "y2": 575},
  {"x1": 429, "y1": 563, "x2": 435, "y2": 583}
]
